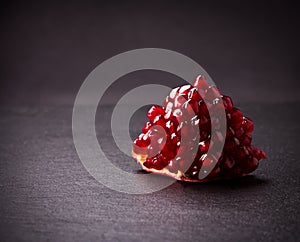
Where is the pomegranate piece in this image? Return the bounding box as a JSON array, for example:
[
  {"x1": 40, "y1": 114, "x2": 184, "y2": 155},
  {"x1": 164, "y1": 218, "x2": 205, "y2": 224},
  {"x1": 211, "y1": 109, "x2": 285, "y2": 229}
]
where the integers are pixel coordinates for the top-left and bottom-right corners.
[{"x1": 132, "y1": 75, "x2": 266, "y2": 182}]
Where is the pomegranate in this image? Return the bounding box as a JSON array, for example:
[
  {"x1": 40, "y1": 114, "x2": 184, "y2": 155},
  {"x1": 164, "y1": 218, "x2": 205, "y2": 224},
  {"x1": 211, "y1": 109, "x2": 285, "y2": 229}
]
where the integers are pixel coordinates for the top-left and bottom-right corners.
[{"x1": 132, "y1": 75, "x2": 266, "y2": 182}]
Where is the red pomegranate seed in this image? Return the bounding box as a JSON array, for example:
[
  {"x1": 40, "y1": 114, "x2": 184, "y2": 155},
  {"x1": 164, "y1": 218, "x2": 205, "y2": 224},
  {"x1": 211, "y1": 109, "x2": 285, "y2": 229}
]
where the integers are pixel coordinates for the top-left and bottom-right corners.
[
  {"x1": 242, "y1": 117, "x2": 254, "y2": 134},
  {"x1": 134, "y1": 134, "x2": 150, "y2": 147},
  {"x1": 142, "y1": 121, "x2": 152, "y2": 133},
  {"x1": 240, "y1": 134, "x2": 252, "y2": 146},
  {"x1": 147, "y1": 105, "x2": 165, "y2": 121},
  {"x1": 229, "y1": 108, "x2": 243, "y2": 126},
  {"x1": 193, "y1": 75, "x2": 209, "y2": 91},
  {"x1": 222, "y1": 95, "x2": 233, "y2": 111}
]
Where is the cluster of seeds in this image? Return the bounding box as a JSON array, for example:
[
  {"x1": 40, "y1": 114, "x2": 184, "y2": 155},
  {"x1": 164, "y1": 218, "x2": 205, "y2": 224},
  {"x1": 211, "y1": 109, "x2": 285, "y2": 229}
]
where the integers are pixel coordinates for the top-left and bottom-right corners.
[{"x1": 132, "y1": 76, "x2": 266, "y2": 181}]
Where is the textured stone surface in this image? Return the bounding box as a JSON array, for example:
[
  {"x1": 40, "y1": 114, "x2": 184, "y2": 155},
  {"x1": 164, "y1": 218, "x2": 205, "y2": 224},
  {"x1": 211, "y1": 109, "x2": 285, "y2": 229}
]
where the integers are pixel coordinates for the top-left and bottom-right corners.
[{"x1": 0, "y1": 103, "x2": 299, "y2": 241}]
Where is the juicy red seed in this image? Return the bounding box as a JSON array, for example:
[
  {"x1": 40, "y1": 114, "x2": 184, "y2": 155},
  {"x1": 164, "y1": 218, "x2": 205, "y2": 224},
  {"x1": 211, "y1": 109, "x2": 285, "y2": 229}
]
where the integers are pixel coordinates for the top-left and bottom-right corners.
[
  {"x1": 222, "y1": 95, "x2": 233, "y2": 111},
  {"x1": 229, "y1": 108, "x2": 243, "y2": 126},
  {"x1": 223, "y1": 156, "x2": 235, "y2": 169},
  {"x1": 174, "y1": 94, "x2": 187, "y2": 108},
  {"x1": 193, "y1": 75, "x2": 209, "y2": 91},
  {"x1": 188, "y1": 165, "x2": 200, "y2": 177},
  {"x1": 179, "y1": 85, "x2": 192, "y2": 95},
  {"x1": 235, "y1": 146, "x2": 250, "y2": 161},
  {"x1": 225, "y1": 137, "x2": 240, "y2": 149},
  {"x1": 153, "y1": 115, "x2": 167, "y2": 127},
  {"x1": 173, "y1": 108, "x2": 183, "y2": 118},
  {"x1": 188, "y1": 88, "x2": 201, "y2": 102},
  {"x1": 252, "y1": 157, "x2": 259, "y2": 167},
  {"x1": 170, "y1": 133, "x2": 180, "y2": 145},
  {"x1": 144, "y1": 158, "x2": 154, "y2": 169},
  {"x1": 198, "y1": 101, "x2": 209, "y2": 117},
  {"x1": 155, "y1": 155, "x2": 169, "y2": 169},
  {"x1": 242, "y1": 157, "x2": 259, "y2": 173},
  {"x1": 142, "y1": 121, "x2": 152, "y2": 133},
  {"x1": 242, "y1": 117, "x2": 254, "y2": 134},
  {"x1": 199, "y1": 141, "x2": 209, "y2": 153},
  {"x1": 240, "y1": 134, "x2": 252, "y2": 145},
  {"x1": 234, "y1": 126, "x2": 244, "y2": 138},
  {"x1": 226, "y1": 127, "x2": 235, "y2": 138},
  {"x1": 147, "y1": 105, "x2": 165, "y2": 121},
  {"x1": 144, "y1": 155, "x2": 169, "y2": 170},
  {"x1": 134, "y1": 135, "x2": 150, "y2": 147},
  {"x1": 165, "y1": 120, "x2": 176, "y2": 133},
  {"x1": 162, "y1": 145, "x2": 177, "y2": 159},
  {"x1": 190, "y1": 116, "x2": 200, "y2": 127},
  {"x1": 199, "y1": 116, "x2": 210, "y2": 130},
  {"x1": 184, "y1": 100, "x2": 199, "y2": 114},
  {"x1": 133, "y1": 135, "x2": 151, "y2": 154},
  {"x1": 259, "y1": 150, "x2": 266, "y2": 159},
  {"x1": 249, "y1": 146, "x2": 266, "y2": 160},
  {"x1": 200, "y1": 131, "x2": 209, "y2": 141}
]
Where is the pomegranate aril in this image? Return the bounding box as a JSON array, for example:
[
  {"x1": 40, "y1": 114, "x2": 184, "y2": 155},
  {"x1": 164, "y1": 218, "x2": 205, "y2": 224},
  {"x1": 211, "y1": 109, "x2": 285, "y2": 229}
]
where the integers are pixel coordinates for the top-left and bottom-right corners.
[
  {"x1": 222, "y1": 95, "x2": 233, "y2": 111},
  {"x1": 240, "y1": 134, "x2": 252, "y2": 146},
  {"x1": 182, "y1": 100, "x2": 196, "y2": 117},
  {"x1": 134, "y1": 134, "x2": 150, "y2": 147},
  {"x1": 142, "y1": 121, "x2": 152, "y2": 133},
  {"x1": 225, "y1": 137, "x2": 240, "y2": 149},
  {"x1": 235, "y1": 146, "x2": 250, "y2": 160},
  {"x1": 147, "y1": 105, "x2": 165, "y2": 121},
  {"x1": 189, "y1": 165, "x2": 200, "y2": 177},
  {"x1": 242, "y1": 157, "x2": 259, "y2": 174},
  {"x1": 145, "y1": 154, "x2": 169, "y2": 170},
  {"x1": 199, "y1": 116, "x2": 210, "y2": 129},
  {"x1": 234, "y1": 126, "x2": 244, "y2": 138},
  {"x1": 193, "y1": 75, "x2": 209, "y2": 91},
  {"x1": 223, "y1": 156, "x2": 235, "y2": 169},
  {"x1": 229, "y1": 108, "x2": 243, "y2": 126},
  {"x1": 200, "y1": 130, "x2": 210, "y2": 141},
  {"x1": 188, "y1": 87, "x2": 201, "y2": 102},
  {"x1": 198, "y1": 101, "x2": 209, "y2": 117},
  {"x1": 179, "y1": 85, "x2": 192, "y2": 95},
  {"x1": 226, "y1": 127, "x2": 235, "y2": 139},
  {"x1": 199, "y1": 141, "x2": 209, "y2": 153},
  {"x1": 242, "y1": 117, "x2": 254, "y2": 134},
  {"x1": 153, "y1": 115, "x2": 166, "y2": 127},
  {"x1": 161, "y1": 140, "x2": 177, "y2": 159},
  {"x1": 165, "y1": 120, "x2": 176, "y2": 133},
  {"x1": 173, "y1": 108, "x2": 183, "y2": 118},
  {"x1": 249, "y1": 146, "x2": 266, "y2": 160},
  {"x1": 258, "y1": 150, "x2": 266, "y2": 159},
  {"x1": 143, "y1": 158, "x2": 154, "y2": 169}
]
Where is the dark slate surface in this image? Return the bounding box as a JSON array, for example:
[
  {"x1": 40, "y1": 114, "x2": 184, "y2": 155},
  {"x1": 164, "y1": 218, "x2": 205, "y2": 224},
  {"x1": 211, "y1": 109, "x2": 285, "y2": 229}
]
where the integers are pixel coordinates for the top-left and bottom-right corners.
[{"x1": 0, "y1": 103, "x2": 299, "y2": 241}]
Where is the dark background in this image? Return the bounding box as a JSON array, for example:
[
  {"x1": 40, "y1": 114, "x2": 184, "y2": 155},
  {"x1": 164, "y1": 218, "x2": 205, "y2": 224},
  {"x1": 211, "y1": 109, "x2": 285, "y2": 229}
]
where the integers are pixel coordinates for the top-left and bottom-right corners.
[
  {"x1": 1, "y1": 0, "x2": 299, "y2": 105},
  {"x1": 0, "y1": 1, "x2": 299, "y2": 241}
]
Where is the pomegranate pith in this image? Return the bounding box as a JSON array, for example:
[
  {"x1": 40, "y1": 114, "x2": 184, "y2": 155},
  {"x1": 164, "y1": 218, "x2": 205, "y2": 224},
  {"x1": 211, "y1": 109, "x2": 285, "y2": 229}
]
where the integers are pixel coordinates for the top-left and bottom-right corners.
[{"x1": 132, "y1": 75, "x2": 266, "y2": 182}]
